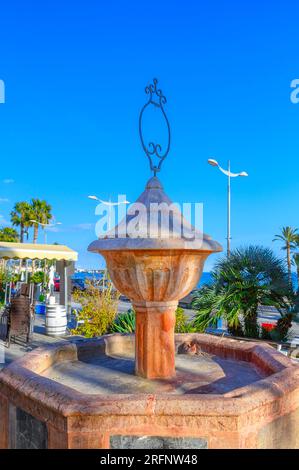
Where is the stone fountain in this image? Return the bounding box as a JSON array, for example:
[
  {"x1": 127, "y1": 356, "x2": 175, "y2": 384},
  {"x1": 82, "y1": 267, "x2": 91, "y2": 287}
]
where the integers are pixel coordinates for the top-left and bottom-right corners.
[
  {"x1": 88, "y1": 175, "x2": 221, "y2": 379},
  {"x1": 0, "y1": 80, "x2": 299, "y2": 449},
  {"x1": 88, "y1": 78, "x2": 221, "y2": 379}
]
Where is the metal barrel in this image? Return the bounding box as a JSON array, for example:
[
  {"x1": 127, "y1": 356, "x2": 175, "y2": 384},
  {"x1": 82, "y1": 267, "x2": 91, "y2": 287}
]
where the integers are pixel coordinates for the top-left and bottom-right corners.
[{"x1": 45, "y1": 304, "x2": 67, "y2": 336}]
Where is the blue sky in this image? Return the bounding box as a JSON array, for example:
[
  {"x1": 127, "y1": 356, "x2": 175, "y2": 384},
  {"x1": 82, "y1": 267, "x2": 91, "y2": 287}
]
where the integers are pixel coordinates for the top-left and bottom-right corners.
[{"x1": 0, "y1": 0, "x2": 299, "y2": 270}]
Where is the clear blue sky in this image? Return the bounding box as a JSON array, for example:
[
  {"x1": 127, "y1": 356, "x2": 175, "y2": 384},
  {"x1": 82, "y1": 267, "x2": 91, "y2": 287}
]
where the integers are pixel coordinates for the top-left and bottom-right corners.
[{"x1": 0, "y1": 0, "x2": 299, "y2": 270}]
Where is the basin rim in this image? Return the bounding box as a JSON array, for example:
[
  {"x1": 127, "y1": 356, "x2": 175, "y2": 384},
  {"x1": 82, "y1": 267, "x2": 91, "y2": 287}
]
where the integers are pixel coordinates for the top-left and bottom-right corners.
[{"x1": 0, "y1": 334, "x2": 298, "y2": 419}]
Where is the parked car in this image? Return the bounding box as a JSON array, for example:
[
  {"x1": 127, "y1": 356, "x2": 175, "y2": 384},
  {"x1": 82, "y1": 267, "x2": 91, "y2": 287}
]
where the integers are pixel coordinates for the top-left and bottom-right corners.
[
  {"x1": 71, "y1": 278, "x2": 85, "y2": 292},
  {"x1": 178, "y1": 289, "x2": 198, "y2": 309},
  {"x1": 119, "y1": 294, "x2": 130, "y2": 302}
]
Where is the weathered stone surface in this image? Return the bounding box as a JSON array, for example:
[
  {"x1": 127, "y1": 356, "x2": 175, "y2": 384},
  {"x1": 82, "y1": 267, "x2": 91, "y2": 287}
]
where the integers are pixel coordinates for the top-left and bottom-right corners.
[
  {"x1": 134, "y1": 301, "x2": 177, "y2": 378},
  {"x1": 0, "y1": 334, "x2": 299, "y2": 449},
  {"x1": 257, "y1": 408, "x2": 299, "y2": 449},
  {"x1": 41, "y1": 337, "x2": 266, "y2": 395},
  {"x1": 110, "y1": 435, "x2": 208, "y2": 449},
  {"x1": 0, "y1": 393, "x2": 8, "y2": 448}
]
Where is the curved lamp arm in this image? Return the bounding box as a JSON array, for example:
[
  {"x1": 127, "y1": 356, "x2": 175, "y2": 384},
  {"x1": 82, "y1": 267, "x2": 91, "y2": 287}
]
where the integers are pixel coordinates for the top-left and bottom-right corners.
[
  {"x1": 218, "y1": 166, "x2": 248, "y2": 178},
  {"x1": 208, "y1": 159, "x2": 248, "y2": 177}
]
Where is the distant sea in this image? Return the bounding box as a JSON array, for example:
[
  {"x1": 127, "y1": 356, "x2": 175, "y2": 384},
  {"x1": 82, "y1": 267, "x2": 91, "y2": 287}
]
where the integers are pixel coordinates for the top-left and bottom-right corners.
[
  {"x1": 73, "y1": 271, "x2": 298, "y2": 290},
  {"x1": 73, "y1": 271, "x2": 213, "y2": 288}
]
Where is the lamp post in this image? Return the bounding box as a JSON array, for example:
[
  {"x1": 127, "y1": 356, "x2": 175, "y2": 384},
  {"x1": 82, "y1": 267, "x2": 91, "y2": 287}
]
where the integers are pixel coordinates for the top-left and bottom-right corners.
[
  {"x1": 88, "y1": 196, "x2": 130, "y2": 231},
  {"x1": 208, "y1": 159, "x2": 248, "y2": 257},
  {"x1": 88, "y1": 196, "x2": 130, "y2": 285},
  {"x1": 29, "y1": 220, "x2": 62, "y2": 244}
]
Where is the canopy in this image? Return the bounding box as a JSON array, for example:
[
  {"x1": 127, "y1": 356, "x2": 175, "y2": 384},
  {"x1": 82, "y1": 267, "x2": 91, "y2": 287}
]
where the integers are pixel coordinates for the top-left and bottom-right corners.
[{"x1": 0, "y1": 242, "x2": 78, "y2": 261}]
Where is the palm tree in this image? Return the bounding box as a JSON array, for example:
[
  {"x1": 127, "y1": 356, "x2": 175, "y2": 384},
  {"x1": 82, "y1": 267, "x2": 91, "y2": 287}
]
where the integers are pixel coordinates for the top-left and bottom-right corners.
[
  {"x1": 30, "y1": 199, "x2": 52, "y2": 243},
  {"x1": 192, "y1": 246, "x2": 292, "y2": 338},
  {"x1": 10, "y1": 201, "x2": 32, "y2": 242},
  {"x1": 0, "y1": 227, "x2": 19, "y2": 242},
  {"x1": 273, "y1": 226, "x2": 299, "y2": 286}
]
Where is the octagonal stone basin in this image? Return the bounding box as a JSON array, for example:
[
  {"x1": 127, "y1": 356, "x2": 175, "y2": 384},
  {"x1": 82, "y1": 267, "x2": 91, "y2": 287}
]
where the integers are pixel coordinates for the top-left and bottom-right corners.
[
  {"x1": 1, "y1": 334, "x2": 299, "y2": 449},
  {"x1": 41, "y1": 336, "x2": 267, "y2": 395}
]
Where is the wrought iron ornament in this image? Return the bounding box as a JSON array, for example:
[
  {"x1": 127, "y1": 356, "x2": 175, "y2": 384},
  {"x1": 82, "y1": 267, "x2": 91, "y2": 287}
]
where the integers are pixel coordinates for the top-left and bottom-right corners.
[{"x1": 139, "y1": 78, "x2": 171, "y2": 176}]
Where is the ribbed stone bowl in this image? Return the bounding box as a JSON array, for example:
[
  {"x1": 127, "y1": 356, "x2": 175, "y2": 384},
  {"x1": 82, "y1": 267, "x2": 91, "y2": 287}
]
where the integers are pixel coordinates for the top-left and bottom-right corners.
[{"x1": 103, "y1": 250, "x2": 207, "y2": 303}]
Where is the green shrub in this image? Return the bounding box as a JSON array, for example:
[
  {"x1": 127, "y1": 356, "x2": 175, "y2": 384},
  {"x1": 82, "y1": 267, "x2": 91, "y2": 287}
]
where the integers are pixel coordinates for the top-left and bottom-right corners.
[
  {"x1": 110, "y1": 306, "x2": 194, "y2": 334},
  {"x1": 71, "y1": 281, "x2": 119, "y2": 338},
  {"x1": 271, "y1": 313, "x2": 293, "y2": 342},
  {"x1": 30, "y1": 271, "x2": 48, "y2": 285},
  {"x1": 110, "y1": 308, "x2": 136, "y2": 333},
  {"x1": 192, "y1": 246, "x2": 293, "y2": 339},
  {"x1": 261, "y1": 313, "x2": 293, "y2": 342},
  {"x1": 175, "y1": 307, "x2": 196, "y2": 333}
]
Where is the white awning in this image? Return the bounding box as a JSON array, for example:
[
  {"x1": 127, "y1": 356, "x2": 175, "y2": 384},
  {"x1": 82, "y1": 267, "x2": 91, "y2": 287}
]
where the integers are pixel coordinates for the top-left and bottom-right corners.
[{"x1": 0, "y1": 242, "x2": 78, "y2": 261}]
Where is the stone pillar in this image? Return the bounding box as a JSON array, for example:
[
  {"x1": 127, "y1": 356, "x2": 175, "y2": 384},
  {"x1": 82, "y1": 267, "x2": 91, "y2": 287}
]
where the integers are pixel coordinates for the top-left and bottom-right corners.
[
  {"x1": 56, "y1": 260, "x2": 75, "y2": 314},
  {"x1": 133, "y1": 300, "x2": 177, "y2": 379}
]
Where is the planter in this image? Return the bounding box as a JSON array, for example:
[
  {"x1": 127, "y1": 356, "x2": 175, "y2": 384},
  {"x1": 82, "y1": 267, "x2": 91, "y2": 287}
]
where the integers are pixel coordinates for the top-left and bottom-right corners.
[{"x1": 35, "y1": 304, "x2": 46, "y2": 315}]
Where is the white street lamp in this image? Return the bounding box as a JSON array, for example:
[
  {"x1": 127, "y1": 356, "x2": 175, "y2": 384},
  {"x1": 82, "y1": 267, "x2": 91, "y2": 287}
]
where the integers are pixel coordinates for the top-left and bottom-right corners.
[
  {"x1": 88, "y1": 195, "x2": 130, "y2": 205},
  {"x1": 29, "y1": 220, "x2": 62, "y2": 244},
  {"x1": 88, "y1": 196, "x2": 130, "y2": 231},
  {"x1": 88, "y1": 195, "x2": 130, "y2": 287},
  {"x1": 208, "y1": 158, "x2": 248, "y2": 256}
]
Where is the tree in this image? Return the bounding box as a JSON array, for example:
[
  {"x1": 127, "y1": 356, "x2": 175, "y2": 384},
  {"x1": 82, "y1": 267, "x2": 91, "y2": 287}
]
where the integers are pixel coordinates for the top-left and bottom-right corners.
[
  {"x1": 10, "y1": 201, "x2": 32, "y2": 243},
  {"x1": 192, "y1": 246, "x2": 293, "y2": 339},
  {"x1": 273, "y1": 226, "x2": 299, "y2": 286},
  {"x1": 30, "y1": 199, "x2": 52, "y2": 243},
  {"x1": 0, "y1": 227, "x2": 19, "y2": 242}
]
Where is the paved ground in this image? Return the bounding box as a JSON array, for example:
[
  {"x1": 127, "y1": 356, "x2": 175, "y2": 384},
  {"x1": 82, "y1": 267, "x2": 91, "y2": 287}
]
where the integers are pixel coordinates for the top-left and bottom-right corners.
[{"x1": 0, "y1": 315, "x2": 68, "y2": 369}]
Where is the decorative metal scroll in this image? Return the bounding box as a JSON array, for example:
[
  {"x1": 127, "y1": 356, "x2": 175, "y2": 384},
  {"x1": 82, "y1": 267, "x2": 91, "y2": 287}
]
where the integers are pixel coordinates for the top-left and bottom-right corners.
[{"x1": 139, "y1": 78, "x2": 171, "y2": 176}]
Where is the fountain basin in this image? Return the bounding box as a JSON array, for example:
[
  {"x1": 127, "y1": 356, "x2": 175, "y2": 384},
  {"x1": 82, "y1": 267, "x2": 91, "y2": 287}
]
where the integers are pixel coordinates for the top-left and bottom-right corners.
[{"x1": 0, "y1": 333, "x2": 299, "y2": 449}]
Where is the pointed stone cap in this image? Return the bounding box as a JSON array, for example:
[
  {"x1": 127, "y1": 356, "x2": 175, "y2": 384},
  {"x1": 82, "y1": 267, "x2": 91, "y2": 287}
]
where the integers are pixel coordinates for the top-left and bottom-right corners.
[{"x1": 88, "y1": 177, "x2": 222, "y2": 253}]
